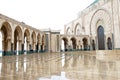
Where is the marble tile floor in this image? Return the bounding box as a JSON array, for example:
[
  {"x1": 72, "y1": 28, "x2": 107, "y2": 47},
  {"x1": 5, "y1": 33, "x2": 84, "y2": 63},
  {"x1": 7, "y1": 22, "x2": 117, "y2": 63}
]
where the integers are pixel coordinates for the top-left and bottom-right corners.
[{"x1": 0, "y1": 50, "x2": 120, "y2": 80}]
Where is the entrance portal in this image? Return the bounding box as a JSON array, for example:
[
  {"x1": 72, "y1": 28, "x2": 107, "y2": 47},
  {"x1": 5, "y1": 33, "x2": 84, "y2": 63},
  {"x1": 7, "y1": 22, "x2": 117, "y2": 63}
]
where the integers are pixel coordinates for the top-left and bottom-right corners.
[
  {"x1": 83, "y1": 38, "x2": 88, "y2": 50},
  {"x1": 97, "y1": 26, "x2": 105, "y2": 50}
]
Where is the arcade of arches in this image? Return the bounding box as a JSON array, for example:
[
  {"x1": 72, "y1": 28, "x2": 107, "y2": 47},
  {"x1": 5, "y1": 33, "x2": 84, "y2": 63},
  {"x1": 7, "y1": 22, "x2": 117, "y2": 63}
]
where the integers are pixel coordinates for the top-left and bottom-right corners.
[
  {"x1": 0, "y1": 17, "x2": 46, "y2": 56},
  {"x1": 61, "y1": 36, "x2": 89, "y2": 51},
  {"x1": 1, "y1": 0, "x2": 120, "y2": 56}
]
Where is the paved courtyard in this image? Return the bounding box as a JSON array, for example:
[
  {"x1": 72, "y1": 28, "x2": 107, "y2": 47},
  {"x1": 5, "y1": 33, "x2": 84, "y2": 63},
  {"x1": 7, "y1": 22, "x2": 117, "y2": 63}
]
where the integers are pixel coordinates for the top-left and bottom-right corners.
[{"x1": 0, "y1": 50, "x2": 120, "y2": 80}]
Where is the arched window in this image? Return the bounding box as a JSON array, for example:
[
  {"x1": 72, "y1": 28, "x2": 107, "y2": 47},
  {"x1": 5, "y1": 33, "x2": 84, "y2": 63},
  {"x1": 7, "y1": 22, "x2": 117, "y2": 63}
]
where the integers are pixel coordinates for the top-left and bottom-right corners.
[
  {"x1": 66, "y1": 27, "x2": 71, "y2": 35},
  {"x1": 75, "y1": 24, "x2": 81, "y2": 35}
]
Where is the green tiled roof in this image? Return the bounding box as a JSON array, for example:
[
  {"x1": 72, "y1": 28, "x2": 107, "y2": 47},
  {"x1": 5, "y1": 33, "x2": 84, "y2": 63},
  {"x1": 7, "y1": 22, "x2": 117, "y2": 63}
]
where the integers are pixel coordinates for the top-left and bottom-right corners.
[{"x1": 87, "y1": 0, "x2": 99, "y2": 8}]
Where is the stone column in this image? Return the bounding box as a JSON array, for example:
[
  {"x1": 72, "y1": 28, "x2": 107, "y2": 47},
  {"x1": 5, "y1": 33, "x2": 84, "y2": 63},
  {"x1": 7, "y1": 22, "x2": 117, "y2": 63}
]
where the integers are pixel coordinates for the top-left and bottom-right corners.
[
  {"x1": 39, "y1": 44, "x2": 41, "y2": 52},
  {"x1": 7, "y1": 37, "x2": 12, "y2": 55},
  {"x1": 34, "y1": 42, "x2": 36, "y2": 51},
  {"x1": 7, "y1": 38, "x2": 11, "y2": 51},
  {"x1": 27, "y1": 41, "x2": 30, "y2": 54},
  {"x1": 112, "y1": 0, "x2": 120, "y2": 49},
  {"x1": 96, "y1": 36, "x2": 98, "y2": 50},
  {"x1": 18, "y1": 40, "x2": 22, "y2": 55}
]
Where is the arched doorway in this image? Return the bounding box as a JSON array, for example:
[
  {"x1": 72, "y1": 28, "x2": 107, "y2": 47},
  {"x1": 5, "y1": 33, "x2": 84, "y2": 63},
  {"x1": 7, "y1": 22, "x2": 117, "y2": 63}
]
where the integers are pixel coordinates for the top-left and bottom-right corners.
[
  {"x1": 24, "y1": 29, "x2": 30, "y2": 54},
  {"x1": 41, "y1": 35, "x2": 45, "y2": 52},
  {"x1": 107, "y1": 37, "x2": 112, "y2": 50},
  {"x1": 14, "y1": 26, "x2": 22, "y2": 55},
  {"x1": 0, "y1": 31, "x2": 2, "y2": 57},
  {"x1": 83, "y1": 38, "x2": 88, "y2": 50},
  {"x1": 97, "y1": 26, "x2": 105, "y2": 50},
  {"x1": 92, "y1": 40, "x2": 95, "y2": 50},
  {"x1": 62, "y1": 37, "x2": 68, "y2": 51},
  {"x1": 37, "y1": 33, "x2": 41, "y2": 52},
  {"x1": 71, "y1": 37, "x2": 76, "y2": 50},
  {"x1": 31, "y1": 31, "x2": 36, "y2": 52},
  {"x1": 1, "y1": 22, "x2": 12, "y2": 56}
]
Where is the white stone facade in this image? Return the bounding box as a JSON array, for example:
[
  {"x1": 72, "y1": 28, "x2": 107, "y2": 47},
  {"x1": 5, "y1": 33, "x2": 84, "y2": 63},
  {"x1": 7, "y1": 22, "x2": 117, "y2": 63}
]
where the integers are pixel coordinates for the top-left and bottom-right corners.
[{"x1": 63, "y1": 0, "x2": 120, "y2": 50}]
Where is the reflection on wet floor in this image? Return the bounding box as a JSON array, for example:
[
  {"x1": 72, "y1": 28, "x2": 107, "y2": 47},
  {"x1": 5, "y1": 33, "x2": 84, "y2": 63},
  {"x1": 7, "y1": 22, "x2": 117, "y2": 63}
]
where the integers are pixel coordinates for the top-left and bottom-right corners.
[{"x1": 0, "y1": 50, "x2": 120, "y2": 80}]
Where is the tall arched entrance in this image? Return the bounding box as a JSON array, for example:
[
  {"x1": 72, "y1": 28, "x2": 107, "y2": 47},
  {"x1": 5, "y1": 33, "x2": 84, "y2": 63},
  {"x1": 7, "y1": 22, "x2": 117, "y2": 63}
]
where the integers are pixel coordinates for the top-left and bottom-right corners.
[
  {"x1": 62, "y1": 37, "x2": 68, "y2": 51},
  {"x1": 82, "y1": 38, "x2": 88, "y2": 50},
  {"x1": 31, "y1": 31, "x2": 36, "y2": 52},
  {"x1": 92, "y1": 40, "x2": 95, "y2": 50},
  {"x1": 14, "y1": 26, "x2": 22, "y2": 55},
  {"x1": 41, "y1": 35, "x2": 45, "y2": 52},
  {"x1": 24, "y1": 29, "x2": 30, "y2": 54},
  {"x1": 71, "y1": 37, "x2": 76, "y2": 50},
  {"x1": 1, "y1": 22, "x2": 12, "y2": 56},
  {"x1": 97, "y1": 26, "x2": 105, "y2": 50},
  {"x1": 37, "y1": 33, "x2": 41, "y2": 52}
]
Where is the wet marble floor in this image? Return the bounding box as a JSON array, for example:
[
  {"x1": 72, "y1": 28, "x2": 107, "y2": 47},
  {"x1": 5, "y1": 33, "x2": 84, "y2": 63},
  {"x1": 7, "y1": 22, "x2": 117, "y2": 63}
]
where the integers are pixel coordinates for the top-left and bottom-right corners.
[{"x1": 0, "y1": 50, "x2": 120, "y2": 80}]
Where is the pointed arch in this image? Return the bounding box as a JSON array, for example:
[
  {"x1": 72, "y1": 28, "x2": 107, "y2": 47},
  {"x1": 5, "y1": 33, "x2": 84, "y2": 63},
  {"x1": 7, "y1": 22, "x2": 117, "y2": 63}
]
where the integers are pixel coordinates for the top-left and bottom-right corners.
[
  {"x1": 37, "y1": 33, "x2": 41, "y2": 44},
  {"x1": 24, "y1": 29, "x2": 30, "y2": 54},
  {"x1": 31, "y1": 31, "x2": 36, "y2": 51},
  {"x1": 36, "y1": 33, "x2": 41, "y2": 52},
  {"x1": 107, "y1": 37, "x2": 112, "y2": 50},
  {"x1": 71, "y1": 37, "x2": 77, "y2": 49},
  {"x1": 97, "y1": 25, "x2": 105, "y2": 50},
  {"x1": 74, "y1": 23, "x2": 81, "y2": 35},
  {"x1": 82, "y1": 38, "x2": 88, "y2": 50},
  {"x1": 66, "y1": 27, "x2": 71, "y2": 35},
  {"x1": 62, "y1": 37, "x2": 68, "y2": 51},
  {"x1": 41, "y1": 35, "x2": 45, "y2": 51},
  {"x1": 0, "y1": 22, "x2": 12, "y2": 56},
  {"x1": 90, "y1": 9, "x2": 112, "y2": 35},
  {"x1": 14, "y1": 26, "x2": 22, "y2": 55}
]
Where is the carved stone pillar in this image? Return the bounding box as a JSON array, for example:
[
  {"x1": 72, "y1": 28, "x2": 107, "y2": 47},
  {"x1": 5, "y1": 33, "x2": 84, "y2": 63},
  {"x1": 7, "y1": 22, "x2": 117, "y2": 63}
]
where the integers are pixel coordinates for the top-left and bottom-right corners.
[
  {"x1": 18, "y1": 40, "x2": 22, "y2": 55},
  {"x1": 33, "y1": 42, "x2": 36, "y2": 51},
  {"x1": 27, "y1": 41, "x2": 30, "y2": 54}
]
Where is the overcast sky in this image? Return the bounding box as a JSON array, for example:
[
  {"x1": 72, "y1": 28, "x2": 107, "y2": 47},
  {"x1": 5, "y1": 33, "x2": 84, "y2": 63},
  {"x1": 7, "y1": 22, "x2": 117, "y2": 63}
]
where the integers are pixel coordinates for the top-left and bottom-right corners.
[{"x1": 0, "y1": 0, "x2": 94, "y2": 33}]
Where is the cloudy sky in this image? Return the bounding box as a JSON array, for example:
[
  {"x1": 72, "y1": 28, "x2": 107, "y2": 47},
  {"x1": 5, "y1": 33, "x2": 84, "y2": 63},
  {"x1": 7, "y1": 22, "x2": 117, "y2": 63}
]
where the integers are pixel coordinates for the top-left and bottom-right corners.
[{"x1": 0, "y1": 0, "x2": 94, "y2": 33}]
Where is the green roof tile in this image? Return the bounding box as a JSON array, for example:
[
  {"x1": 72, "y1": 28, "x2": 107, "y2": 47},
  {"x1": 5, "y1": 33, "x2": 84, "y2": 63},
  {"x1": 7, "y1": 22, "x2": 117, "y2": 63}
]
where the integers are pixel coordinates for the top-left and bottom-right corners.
[{"x1": 87, "y1": 0, "x2": 99, "y2": 8}]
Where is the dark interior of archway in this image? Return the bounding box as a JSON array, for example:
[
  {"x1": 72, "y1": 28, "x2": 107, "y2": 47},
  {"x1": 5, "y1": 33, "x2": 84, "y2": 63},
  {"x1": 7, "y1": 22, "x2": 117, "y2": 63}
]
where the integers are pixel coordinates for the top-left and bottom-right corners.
[
  {"x1": 63, "y1": 38, "x2": 68, "y2": 51},
  {"x1": 14, "y1": 30, "x2": 18, "y2": 50},
  {"x1": 1, "y1": 25, "x2": 8, "y2": 52},
  {"x1": 97, "y1": 26, "x2": 105, "y2": 50},
  {"x1": 41, "y1": 36, "x2": 44, "y2": 51},
  {"x1": 37, "y1": 35, "x2": 40, "y2": 51},
  {"x1": 83, "y1": 38, "x2": 88, "y2": 50},
  {"x1": 32, "y1": 33, "x2": 34, "y2": 50},
  {"x1": 71, "y1": 38, "x2": 76, "y2": 49},
  {"x1": 92, "y1": 40, "x2": 95, "y2": 50},
  {"x1": 23, "y1": 31, "x2": 28, "y2": 53},
  {"x1": 107, "y1": 37, "x2": 112, "y2": 50}
]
